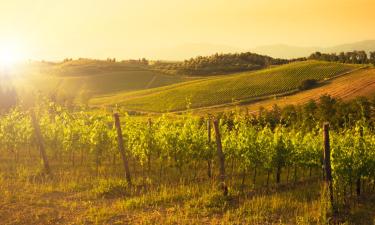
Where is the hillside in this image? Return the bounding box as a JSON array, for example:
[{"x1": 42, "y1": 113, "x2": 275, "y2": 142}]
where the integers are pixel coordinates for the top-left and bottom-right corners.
[
  {"x1": 9, "y1": 59, "x2": 190, "y2": 103},
  {"x1": 90, "y1": 60, "x2": 361, "y2": 112},
  {"x1": 198, "y1": 67, "x2": 375, "y2": 114}
]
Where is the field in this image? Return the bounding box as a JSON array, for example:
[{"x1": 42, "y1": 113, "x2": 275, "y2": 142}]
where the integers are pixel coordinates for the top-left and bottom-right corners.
[
  {"x1": 0, "y1": 107, "x2": 374, "y2": 224},
  {"x1": 90, "y1": 61, "x2": 361, "y2": 112},
  {"x1": 9, "y1": 60, "x2": 190, "y2": 103},
  {"x1": 197, "y1": 67, "x2": 375, "y2": 114},
  {"x1": 2, "y1": 59, "x2": 375, "y2": 224},
  {"x1": 0, "y1": 166, "x2": 339, "y2": 224},
  {"x1": 2, "y1": 1, "x2": 375, "y2": 224},
  {"x1": 2, "y1": 167, "x2": 374, "y2": 225}
]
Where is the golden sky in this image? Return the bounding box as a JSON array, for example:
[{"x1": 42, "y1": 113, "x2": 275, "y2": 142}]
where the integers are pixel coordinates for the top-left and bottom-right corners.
[{"x1": 1, "y1": 0, "x2": 375, "y2": 60}]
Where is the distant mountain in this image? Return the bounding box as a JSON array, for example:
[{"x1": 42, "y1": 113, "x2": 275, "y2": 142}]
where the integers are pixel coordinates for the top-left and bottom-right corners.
[
  {"x1": 150, "y1": 40, "x2": 375, "y2": 61},
  {"x1": 252, "y1": 40, "x2": 375, "y2": 59},
  {"x1": 151, "y1": 43, "x2": 243, "y2": 61},
  {"x1": 325, "y1": 40, "x2": 375, "y2": 53},
  {"x1": 252, "y1": 44, "x2": 319, "y2": 59}
]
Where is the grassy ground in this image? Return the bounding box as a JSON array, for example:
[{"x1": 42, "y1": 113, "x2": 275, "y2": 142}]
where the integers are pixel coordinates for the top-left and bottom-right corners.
[
  {"x1": 1, "y1": 159, "x2": 374, "y2": 225},
  {"x1": 90, "y1": 61, "x2": 360, "y2": 112},
  {"x1": 16, "y1": 70, "x2": 187, "y2": 96},
  {"x1": 8, "y1": 60, "x2": 191, "y2": 103},
  {"x1": 0, "y1": 179, "x2": 320, "y2": 224}
]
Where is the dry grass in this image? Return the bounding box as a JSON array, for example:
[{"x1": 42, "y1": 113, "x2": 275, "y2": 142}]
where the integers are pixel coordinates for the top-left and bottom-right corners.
[{"x1": 0, "y1": 162, "x2": 374, "y2": 225}]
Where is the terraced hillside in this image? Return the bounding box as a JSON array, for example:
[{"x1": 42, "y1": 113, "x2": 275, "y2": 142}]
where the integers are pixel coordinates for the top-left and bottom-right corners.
[
  {"x1": 90, "y1": 61, "x2": 361, "y2": 112},
  {"x1": 244, "y1": 68, "x2": 375, "y2": 111},
  {"x1": 197, "y1": 68, "x2": 375, "y2": 114}
]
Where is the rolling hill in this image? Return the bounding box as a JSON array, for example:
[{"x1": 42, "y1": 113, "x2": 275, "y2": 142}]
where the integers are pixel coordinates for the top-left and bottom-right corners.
[
  {"x1": 203, "y1": 67, "x2": 375, "y2": 114},
  {"x1": 90, "y1": 60, "x2": 362, "y2": 112},
  {"x1": 9, "y1": 59, "x2": 191, "y2": 102}
]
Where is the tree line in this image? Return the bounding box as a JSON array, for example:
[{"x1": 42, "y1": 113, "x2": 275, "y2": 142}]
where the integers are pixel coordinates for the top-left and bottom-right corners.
[
  {"x1": 309, "y1": 51, "x2": 375, "y2": 65},
  {"x1": 153, "y1": 52, "x2": 304, "y2": 76}
]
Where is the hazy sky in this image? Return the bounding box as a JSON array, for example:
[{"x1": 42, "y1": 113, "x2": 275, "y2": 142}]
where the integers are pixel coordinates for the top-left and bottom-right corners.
[{"x1": 1, "y1": 0, "x2": 375, "y2": 60}]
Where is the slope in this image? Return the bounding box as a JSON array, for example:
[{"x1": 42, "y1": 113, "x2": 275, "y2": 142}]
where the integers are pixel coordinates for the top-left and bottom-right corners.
[
  {"x1": 203, "y1": 67, "x2": 375, "y2": 114},
  {"x1": 10, "y1": 59, "x2": 190, "y2": 102},
  {"x1": 90, "y1": 61, "x2": 361, "y2": 112}
]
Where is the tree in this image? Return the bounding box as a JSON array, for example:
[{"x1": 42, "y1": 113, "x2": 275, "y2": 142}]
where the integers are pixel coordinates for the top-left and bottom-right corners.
[
  {"x1": 338, "y1": 52, "x2": 346, "y2": 63},
  {"x1": 370, "y1": 51, "x2": 375, "y2": 65},
  {"x1": 298, "y1": 79, "x2": 318, "y2": 91},
  {"x1": 357, "y1": 51, "x2": 368, "y2": 64},
  {"x1": 309, "y1": 52, "x2": 322, "y2": 60}
]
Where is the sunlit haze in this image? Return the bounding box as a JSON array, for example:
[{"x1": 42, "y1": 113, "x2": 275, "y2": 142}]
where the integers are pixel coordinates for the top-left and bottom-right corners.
[
  {"x1": 1, "y1": 0, "x2": 375, "y2": 61},
  {"x1": 0, "y1": 39, "x2": 28, "y2": 68}
]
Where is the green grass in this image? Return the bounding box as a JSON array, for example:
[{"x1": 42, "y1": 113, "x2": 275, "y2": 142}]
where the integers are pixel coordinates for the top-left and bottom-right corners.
[
  {"x1": 90, "y1": 60, "x2": 361, "y2": 112},
  {"x1": 20, "y1": 70, "x2": 186, "y2": 95},
  {"x1": 0, "y1": 152, "x2": 374, "y2": 224},
  {"x1": 11, "y1": 60, "x2": 190, "y2": 103},
  {"x1": 0, "y1": 163, "x2": 322, "y2": 224},
  {"x1": 2, "y1": 166, "x2": 373, "y2": 224}
]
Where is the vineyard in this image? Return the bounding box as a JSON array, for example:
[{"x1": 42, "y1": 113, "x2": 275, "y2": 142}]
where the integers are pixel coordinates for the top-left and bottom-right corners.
[
  {"x1": 0, "y1": 100, "x2": 374, "y2": 224},
  {"x1": 90, "y1": 60, "x2": 361, "y2": 112},
  {"x1": 202, "y1": 68, "x2": 375, "y2": 115},
  {"x1": 2, "y1": 0, "x2": 375, "y2": 224}
]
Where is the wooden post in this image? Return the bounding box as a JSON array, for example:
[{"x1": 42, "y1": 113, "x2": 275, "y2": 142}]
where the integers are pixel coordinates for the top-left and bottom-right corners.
[
  {"x1": 213, "y1": 119, "x2": 227, "y2": 196},
  {"x1": 323, "y1": 123, "x2": 334, "y2": 211},
  {"x1": 113, "y1": 113, "x2": 132, "y2": 185},
  {"x1": 207, "y1": 118, "x2": 212, "y2": 178},
  {"x1": 147, "y1": 118, "x2": 152, "y2": 174},
  {"x1": 207, "y1": 119, "x2": 211, "y2": 143},
  {"x1": 356, "y1": 127, "x2": 364, "y2": 197},
  {"x1": 30, "y1": 110, "x2": 51, "y2": 175},
  {"x1": 276, "y1": 166, "x2": 281, "y2": 184}
]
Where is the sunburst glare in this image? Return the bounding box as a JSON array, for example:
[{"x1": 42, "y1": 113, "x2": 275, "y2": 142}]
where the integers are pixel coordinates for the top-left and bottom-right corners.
[{"x1": 0, "y1": 41, "x2": 27, "y2": 69}]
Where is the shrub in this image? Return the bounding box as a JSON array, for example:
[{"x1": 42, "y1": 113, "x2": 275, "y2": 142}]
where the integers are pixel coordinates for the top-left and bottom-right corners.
[
  {"x1": 186, "y1": 191, "x2": 233, "y2": 214},
  {"x1": 298, "y1": 79, "x2": 318, "y2": 90},
  {"x1": 92, "y1": 179, "x2": 129, "y2": 198}
]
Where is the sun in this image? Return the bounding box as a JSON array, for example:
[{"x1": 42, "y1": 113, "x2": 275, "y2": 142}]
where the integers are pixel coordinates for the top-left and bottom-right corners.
[
  {"x1": 0, "y1": 41, "x2": 27, "y2": 68},
  {"x1": 0, "y1": 50, "x2": 19, "y2": 67}
]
